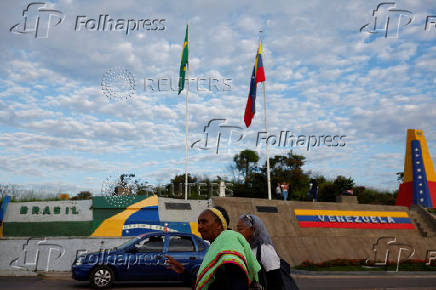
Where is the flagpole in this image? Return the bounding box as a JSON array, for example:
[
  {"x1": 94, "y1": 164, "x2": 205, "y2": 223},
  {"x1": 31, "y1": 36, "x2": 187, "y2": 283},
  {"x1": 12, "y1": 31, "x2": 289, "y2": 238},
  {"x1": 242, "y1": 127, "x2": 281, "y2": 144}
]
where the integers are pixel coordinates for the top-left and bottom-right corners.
[
  {"x1": 263, "y1": 82, "x2": 272, "y2": 200},
  {"x1": 259, "y1": 32, "x2": 272, "y2": 200},
  {"x1": 184, "y1": 24, "x2": 190, "y2": 200}
]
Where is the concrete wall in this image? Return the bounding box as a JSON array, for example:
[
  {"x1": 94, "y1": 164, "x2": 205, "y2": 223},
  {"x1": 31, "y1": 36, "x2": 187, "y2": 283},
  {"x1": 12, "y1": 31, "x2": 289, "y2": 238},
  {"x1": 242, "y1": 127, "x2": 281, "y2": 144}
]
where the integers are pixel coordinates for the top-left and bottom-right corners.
[
  {"x1": 158, "y1": 197, "x2": 211, "y2": 222},
  {"x1": 4, "y1": 200, "x2": 93, "y2": 222},
  {"x1": 2, "y1": 196, "x2": 210, "y2": 238},
  {"x1": 2, "y1": 197, "x2": 435, "y2": 272},
  {"x1": 213, "y1": 197, "x2": 436, "y2": 266},
  {"x1": 0, "y1": 237, "x2": 130, "y2": 272}
]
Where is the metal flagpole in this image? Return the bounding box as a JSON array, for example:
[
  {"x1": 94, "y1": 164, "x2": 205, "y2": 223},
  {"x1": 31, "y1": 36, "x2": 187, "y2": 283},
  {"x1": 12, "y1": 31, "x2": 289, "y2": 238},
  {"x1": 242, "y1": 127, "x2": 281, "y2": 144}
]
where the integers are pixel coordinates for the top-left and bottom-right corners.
[
  {"x1": 263, "y1": 81, "x2": 272, "y2": 200},
  {"x1": 184, "y1": 24, "x2": 190, "y2": 200},
  {"x1": 260, "y1": 31, "x2": 272, "y2": 200}
]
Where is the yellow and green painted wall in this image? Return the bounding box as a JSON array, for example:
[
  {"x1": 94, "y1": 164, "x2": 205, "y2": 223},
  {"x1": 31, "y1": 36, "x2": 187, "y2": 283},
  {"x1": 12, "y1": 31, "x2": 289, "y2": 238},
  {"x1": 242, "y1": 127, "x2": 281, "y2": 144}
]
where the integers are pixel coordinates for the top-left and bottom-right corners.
[{"x1": 1, "y1": 195, "x2": 200, "y2": 237}]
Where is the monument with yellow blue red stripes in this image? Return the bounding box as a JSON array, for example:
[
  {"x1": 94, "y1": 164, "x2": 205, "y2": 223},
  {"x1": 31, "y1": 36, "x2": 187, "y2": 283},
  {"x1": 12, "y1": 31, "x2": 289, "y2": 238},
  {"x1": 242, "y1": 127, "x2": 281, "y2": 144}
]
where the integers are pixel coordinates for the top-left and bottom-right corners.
[{"x1": 396, "y1": 129, "x2": 436, "y2": 208}]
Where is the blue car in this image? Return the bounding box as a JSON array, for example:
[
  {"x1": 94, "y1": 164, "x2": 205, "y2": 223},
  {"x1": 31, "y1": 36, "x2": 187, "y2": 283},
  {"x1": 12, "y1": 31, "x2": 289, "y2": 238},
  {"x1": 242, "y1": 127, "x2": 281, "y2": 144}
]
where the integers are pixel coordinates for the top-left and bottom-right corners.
[{"x1": 72, "y1": 231, "x2": 208, "y2": 288}]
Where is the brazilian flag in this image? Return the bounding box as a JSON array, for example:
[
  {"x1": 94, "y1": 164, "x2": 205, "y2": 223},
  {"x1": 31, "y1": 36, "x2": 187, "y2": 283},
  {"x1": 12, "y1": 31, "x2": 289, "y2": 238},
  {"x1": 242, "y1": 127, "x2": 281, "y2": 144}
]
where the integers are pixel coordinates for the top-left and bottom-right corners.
[{"x1": 178, "y1": 25, "x2": 189, "y2": 95}]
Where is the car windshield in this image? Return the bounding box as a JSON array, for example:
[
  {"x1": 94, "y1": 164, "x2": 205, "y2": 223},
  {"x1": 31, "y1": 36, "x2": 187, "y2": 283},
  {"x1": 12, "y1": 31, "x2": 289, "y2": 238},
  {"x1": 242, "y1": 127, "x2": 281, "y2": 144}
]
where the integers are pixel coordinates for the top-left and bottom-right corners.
[{"x1": 116, "y1": 237, "x2": 141, "y2": 250}]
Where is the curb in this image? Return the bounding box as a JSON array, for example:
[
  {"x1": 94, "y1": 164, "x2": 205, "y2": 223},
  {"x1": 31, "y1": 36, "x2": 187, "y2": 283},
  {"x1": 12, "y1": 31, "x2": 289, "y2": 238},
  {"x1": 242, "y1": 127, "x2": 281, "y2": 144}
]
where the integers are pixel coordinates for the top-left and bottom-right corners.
[
  {"x1": 37, "y1": 271, "x2": 72, "y2": 280},
  {"x1": 0, "y1": 270, "x2": 37, "y2": 277},
  {"x1": 0, "y1": 270, "x2": 72, "y2": 279}
]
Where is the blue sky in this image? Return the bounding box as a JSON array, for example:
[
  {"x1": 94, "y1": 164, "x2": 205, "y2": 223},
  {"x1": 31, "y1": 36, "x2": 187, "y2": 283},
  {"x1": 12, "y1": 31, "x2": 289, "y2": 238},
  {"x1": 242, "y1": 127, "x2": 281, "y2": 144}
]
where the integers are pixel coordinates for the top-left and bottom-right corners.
[{"x1": 1, "y1": 0, "x2": 435, "y2": 195}]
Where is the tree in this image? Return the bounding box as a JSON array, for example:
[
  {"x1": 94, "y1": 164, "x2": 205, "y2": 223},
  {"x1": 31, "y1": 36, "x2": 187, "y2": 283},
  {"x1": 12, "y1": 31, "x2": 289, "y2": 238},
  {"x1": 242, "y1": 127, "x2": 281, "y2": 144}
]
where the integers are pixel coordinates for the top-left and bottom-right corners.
[
  {"x1": 269, "y1": 152, "x2": 305, "y2": 171},
  {"x1": 334, "y1": 176, "x2": 354, "y2": 194},
  {"x1": 268, "y1": 151, "x2": 309, "y2": 200},
  {"x1": 135, "y1": 180, "x2": 153, "y2": 196},
  {"x1": 71, "y1": 191, "x2": 92, "y2": 200},
  {"x1": 233, "y1": 150, "x2": 260, "y2": 183},
  {"x1": 356, "y1": 187, "x2": 396, "y2": 205},
  {"x1": 318, "y1": 176, "x2": 354, "y2": 202},
  {"x1": 167, "y1": 173, "x2": 198, "y2": 198},
  {"x1": 114, "y1": 173, "x2": 136, "y2": 196},
  {"x1": 318, "y1": 182, "x2": 337, "y2": 202},
  {"x1": 396, "y1": 172, "x2": 404, "y2": 183}
]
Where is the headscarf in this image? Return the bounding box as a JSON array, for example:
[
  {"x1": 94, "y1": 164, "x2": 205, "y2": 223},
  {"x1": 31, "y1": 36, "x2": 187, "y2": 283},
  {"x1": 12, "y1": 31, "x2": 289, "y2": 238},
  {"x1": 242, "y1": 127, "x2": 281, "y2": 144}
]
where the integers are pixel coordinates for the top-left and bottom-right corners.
[
  {"x1": 207, "y1": 208, "x2": 228, "y2": 230},
  {"x1": 194, "y1": 230, "x2": 261, "y2": 290},
  {"x1": 239, "y1": 214, "x2": 273, "y2": 248}
]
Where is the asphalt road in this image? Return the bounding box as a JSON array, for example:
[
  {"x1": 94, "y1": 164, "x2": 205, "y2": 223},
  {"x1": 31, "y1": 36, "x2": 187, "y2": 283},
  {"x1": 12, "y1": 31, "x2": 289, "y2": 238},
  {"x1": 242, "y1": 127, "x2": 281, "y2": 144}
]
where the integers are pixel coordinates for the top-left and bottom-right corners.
[
  {"x1": 1, "y1": 275, "x2": 436, "y2": 290},
  {"x1": 0, "y1": 277, "x2": 191, "y2": 290}
]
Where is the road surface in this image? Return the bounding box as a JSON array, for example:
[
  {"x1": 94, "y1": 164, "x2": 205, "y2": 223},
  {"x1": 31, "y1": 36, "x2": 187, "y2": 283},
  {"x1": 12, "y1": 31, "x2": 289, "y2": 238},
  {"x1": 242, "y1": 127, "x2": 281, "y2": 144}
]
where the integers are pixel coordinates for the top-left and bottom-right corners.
[{"x1": 1, "y1": 274, "x2": 436, "y2": 289}]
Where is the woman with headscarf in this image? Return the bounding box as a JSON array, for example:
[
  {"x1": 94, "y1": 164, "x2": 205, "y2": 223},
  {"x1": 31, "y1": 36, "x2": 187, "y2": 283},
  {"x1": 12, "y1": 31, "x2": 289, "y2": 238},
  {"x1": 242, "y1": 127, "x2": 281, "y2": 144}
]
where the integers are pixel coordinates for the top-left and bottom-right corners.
[
  {"x1": 166, "y1": 206, "x2": 261, "y2": 290},
  {"x1": 237, "y1": 214, "x2": 283, "y2": 290}
]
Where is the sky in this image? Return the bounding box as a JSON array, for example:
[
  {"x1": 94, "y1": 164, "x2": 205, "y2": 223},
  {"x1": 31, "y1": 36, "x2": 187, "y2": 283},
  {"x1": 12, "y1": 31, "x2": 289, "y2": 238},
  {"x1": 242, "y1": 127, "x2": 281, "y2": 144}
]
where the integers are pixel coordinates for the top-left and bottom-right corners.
[{"x1": 0, "y1": 0, "x2": 435, "y2": 196}]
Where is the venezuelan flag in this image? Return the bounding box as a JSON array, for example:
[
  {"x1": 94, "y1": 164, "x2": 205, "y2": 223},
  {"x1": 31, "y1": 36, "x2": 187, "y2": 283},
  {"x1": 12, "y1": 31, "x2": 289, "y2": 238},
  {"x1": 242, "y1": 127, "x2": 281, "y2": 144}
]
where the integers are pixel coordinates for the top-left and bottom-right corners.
[
  {"x1": 294, "y1": 209, "x2": 415, "y2": 230},
  {"x1": 244, "y1": 41, "x2": 265, "y2": 128}
]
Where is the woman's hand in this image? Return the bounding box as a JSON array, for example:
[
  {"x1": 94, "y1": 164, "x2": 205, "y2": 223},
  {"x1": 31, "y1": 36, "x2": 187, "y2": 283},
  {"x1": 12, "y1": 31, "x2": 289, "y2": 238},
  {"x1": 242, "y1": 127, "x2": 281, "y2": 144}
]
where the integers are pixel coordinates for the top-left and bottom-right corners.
[{"x1": 165, "y1": 255, "x2": 185, "y2": 274}]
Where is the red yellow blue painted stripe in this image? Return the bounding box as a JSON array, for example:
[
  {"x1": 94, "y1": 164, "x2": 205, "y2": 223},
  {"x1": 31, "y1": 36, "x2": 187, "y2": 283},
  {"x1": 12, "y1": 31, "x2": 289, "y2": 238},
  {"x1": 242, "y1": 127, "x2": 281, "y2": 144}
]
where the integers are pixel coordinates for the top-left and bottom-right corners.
[{"x1": 294, "y1": 209, "x2": 415, "y2": 229}]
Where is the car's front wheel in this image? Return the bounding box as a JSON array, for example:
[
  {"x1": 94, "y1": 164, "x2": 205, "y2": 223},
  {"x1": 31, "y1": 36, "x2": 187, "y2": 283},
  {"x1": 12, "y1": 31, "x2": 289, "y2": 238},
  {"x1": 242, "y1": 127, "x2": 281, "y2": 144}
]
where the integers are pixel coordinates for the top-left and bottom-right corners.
[{"x1": 89, "y1": 266, "x2": 114, "y2": 289}]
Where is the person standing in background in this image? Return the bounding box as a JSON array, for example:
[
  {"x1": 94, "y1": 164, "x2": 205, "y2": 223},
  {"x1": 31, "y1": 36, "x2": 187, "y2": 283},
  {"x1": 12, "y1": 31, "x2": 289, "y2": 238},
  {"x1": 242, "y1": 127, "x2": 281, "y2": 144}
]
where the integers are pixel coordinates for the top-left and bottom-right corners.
[
  {"x1": 276, "y1": 183, "x2": 282, "y2": 200},
  {"x1": 309, "y1": 179, "x2": 318, "y2": 202},
  {"x1": 282, "y1": 182, "x2": 289, "y2": 201}
]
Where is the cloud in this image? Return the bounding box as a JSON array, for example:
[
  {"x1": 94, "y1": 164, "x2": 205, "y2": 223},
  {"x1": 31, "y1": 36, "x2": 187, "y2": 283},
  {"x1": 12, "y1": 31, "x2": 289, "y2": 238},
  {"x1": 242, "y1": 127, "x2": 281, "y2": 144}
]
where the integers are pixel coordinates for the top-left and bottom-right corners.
[{"x1": 0, "y1": 0, "x2": 435, "y2": 192}]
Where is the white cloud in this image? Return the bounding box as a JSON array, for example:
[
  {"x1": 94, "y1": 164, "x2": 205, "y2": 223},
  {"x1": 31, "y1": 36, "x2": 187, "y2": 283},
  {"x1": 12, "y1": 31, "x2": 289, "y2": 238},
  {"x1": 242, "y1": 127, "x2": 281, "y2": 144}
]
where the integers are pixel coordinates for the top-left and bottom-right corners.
[{"x1": 0, "y1": 0, "x2": 435, "y2": 192}]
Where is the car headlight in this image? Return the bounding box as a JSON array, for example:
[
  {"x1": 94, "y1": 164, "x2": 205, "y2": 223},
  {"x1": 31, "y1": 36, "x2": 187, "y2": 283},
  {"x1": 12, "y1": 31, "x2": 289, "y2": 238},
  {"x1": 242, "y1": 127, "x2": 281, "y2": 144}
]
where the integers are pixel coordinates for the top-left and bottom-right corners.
[{"x1": 74, "y1": 256, "x2": 85, "y2": 265}]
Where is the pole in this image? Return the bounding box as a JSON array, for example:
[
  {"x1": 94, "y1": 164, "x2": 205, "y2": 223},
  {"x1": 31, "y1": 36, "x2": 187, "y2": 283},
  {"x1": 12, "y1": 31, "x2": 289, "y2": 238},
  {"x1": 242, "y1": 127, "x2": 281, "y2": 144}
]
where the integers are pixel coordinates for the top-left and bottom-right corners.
[
  {"x1": 184, "y1": 24, "x2": 190, "y2": 200},
  {"x1": 263, "y1": 81, "x2": 272, "y2": 200},
  {"x1": 259, "y1": 30, "x2": 272, "y2": 200}
]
